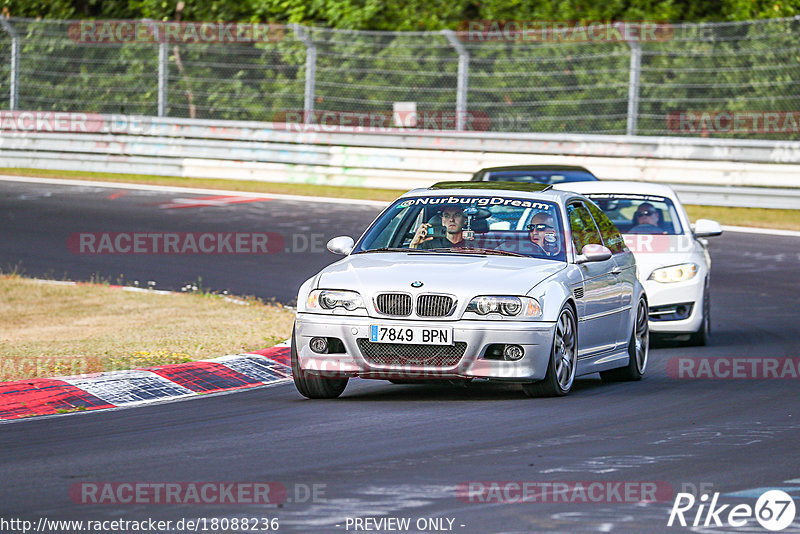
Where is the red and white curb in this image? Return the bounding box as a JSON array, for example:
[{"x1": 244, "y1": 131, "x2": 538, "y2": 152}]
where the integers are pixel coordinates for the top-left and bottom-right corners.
[{"x1": 0, "y1": 343, "x2": 292, "y2": 421}]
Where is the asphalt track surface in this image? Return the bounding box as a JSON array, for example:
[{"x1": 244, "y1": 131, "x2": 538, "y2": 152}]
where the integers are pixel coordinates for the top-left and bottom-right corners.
[
  {"x1": 0, "y1": 179, "x2": 381, "y2": 303},
  {"x1": 2, "y1": 179, "x2": 800, "y2": 533}
]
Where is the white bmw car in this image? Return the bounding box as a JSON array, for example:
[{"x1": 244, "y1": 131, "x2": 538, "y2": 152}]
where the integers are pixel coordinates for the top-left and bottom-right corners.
[
  {"x1": 554, "y1": 182, "x2": 722, "y2": 345},
  {"x1": 292, "y1": 182, "x2": 649, "y2": 399}
]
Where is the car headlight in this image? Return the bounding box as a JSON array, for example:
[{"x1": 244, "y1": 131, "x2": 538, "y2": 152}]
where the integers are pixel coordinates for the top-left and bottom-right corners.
[
  {"x1": 307, "y1": 289, "x2": 365, "y2": 311},
  {"x1": 466, "y1": 296, "x2": 542, "y2": 318},
  {"x1": 648, "y1": 263, "x2": 698, "y2": 283}
]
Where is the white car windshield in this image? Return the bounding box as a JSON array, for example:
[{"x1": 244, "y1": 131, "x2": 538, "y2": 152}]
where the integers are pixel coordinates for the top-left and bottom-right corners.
[
  {"x1": 585, "y1": 193, "x2": 684, "y2": 235},
  {"x1": 354, "y1": 194, "x2": 567, "y2": 261}
]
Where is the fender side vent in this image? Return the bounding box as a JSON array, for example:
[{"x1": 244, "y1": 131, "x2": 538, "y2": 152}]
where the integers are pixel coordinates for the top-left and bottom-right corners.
[{"x1": 573, "y1": 287, "x2": 584, "y2": 299}]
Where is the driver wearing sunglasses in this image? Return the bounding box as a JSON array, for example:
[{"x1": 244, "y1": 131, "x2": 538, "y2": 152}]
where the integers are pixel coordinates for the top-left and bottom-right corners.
[{"x1": 629, "y1": 202, "x2": 667, "y2": 234}]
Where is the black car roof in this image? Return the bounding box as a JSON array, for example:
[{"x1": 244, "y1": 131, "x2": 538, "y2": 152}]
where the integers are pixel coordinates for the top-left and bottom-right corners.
[
  {"x1": 429, "y1": 181, "x2": 553, "y2": 193},
  {"x1": 472, "y1": 164, "x2": 595, "y2": 177}
]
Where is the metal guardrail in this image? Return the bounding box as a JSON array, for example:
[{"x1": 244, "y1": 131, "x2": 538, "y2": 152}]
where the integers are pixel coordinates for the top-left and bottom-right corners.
[
  {"x1": 1, "y1": 113, "x2": 800, "y2": 208},
  {"x1": 669, "y1": 184, "x2": 800, "y2": 210},
  {"x1": 2, "y1": 18, "x2": 800, "y2": 141}
]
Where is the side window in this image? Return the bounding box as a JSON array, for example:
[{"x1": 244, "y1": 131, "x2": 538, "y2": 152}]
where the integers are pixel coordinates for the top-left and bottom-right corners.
[
  {"x1": 567, "y1": 203, "x2": 602, "y2": 253},
  {"x1": 368, "y1": 207, "x2": 421, "y2": 248},
  {"x1": 586, "y1": 201, "x2": 626, "y2": 254}
]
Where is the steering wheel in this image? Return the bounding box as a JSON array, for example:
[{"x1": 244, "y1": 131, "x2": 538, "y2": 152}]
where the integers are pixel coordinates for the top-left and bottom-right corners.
[{"x1": 628, "y1": 223, "x2": 664, "y2": 235}]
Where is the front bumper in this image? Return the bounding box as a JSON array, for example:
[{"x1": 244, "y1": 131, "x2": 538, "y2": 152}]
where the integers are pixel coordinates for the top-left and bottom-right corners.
[
  {"x1": 295, "y1": 313, "x2": 556, "y2": 382},
  {"x1": 642, "y1": 275, "x2": 705, "y2": 334}
]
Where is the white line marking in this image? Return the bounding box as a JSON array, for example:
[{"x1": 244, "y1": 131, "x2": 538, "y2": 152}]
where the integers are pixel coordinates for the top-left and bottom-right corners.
[
  {"x1": 0, "y1": 346, "x2": 294, "y2": 423},
  {"x1": 0, "y1": 378, "x2": 291, "y2": 425},
  {"x1": 30, "y1": 278, "x2": 175, "y2": 295},
  {"x1": 721, "y1": 224, "x2": 800, "y2": 238},
  {"x1": 4, "y1": 174, "x2": 800, "y2": 237},
  {"x1": 0, "y1": 174, "x2": 389, "y2": 207}
]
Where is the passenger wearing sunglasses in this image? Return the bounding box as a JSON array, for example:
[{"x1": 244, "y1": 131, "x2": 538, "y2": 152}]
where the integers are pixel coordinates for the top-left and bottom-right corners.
[
  {"x1": 497, "y1": 212, "x2": 561, "y2": 257},
  {"x1": 629, "y1": 203, "x2": 667, "y2": 234},
  {"x1": 526, "y1": 213, "x2": 559, "y2": 254}
]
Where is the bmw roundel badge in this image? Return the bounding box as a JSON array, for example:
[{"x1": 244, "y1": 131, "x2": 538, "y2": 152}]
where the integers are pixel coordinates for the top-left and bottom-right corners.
[{"x1": 411, "y1": 281, "x2": 424, "y2": 288}]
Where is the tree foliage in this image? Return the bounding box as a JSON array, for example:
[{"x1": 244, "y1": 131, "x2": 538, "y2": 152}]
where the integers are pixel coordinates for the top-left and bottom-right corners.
[
  {"x1": 1, "y1": 1, "x2": 798, "y2": 139},
  {"x1": 3, "y1": 0, "x2": 800, "y2": 27}
]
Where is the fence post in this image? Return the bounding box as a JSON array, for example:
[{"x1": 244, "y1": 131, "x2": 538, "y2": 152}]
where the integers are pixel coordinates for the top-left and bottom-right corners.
[
  {"x1": 442, "y1": 30, "x2": 469, "y2": 131},
  {"x1": 158, "y1": 42, "x2": 168, "y2": 117},
  {"x1": 0, "y1": 18, "x2": 20, "y2": 110},
  {"x1": 626, "y1": 41, "x2": 642, "y2": 136},
  {"x1": 293, "y1": 25, "x2": 316, "y2": 123}
]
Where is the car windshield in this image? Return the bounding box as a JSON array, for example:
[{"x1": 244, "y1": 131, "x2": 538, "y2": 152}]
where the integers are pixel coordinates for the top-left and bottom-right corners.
[
  {"x1": 354, "y1": 194, "x2": 567, "y2": 261},
  {"x1": 481, "y1": 169, "x2": 597, "y2": 184},
  {"x1": 584, "y1": 193, "x2": 684, "y2": 235}
]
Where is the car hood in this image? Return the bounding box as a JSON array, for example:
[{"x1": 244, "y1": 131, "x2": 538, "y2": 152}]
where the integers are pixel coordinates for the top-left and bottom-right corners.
[{"x1": 317, "y1": 252, "x2": 566, "y2": 296}]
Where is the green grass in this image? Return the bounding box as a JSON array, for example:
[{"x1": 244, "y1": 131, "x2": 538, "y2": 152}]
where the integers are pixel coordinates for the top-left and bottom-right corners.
[
  {"x1": 683, "y1": 205, "x2": 800, "y2": 232},
  {"x1": 3, "y1": 167, "x2": 799, "y2": 230},
  {"x1": 0, "y1": 273, "x2": 294, "y2": 381},
  {"x1": 0, "y1": 167, "x2": 406, "y2": 202}
]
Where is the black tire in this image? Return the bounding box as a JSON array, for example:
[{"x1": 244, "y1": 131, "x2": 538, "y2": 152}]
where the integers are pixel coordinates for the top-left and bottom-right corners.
[
  {"x1": 291, "y1": 325, "x2": 348, "y2": 399},
  {"x1": 686, "y1": 281, "x2": 710, "y2": 347},
  {"x1": 522, "y1": 304, "x2": 577, "y2": 397},
  {"x1": 601, "y1": 298, "x2": 648, "y2": 382}
]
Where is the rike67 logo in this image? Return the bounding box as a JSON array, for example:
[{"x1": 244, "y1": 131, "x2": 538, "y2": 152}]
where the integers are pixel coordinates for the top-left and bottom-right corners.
[{"x1": 668, "y1": 490, "x2": 796, "y2": 531}]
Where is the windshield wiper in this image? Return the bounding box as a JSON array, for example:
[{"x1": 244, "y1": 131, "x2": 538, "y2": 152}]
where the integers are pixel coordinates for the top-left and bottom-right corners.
[
  {"x1": 426, "y1": 247, "x2": 527, "y2": 257},
  {"x1": 356, "y1": 247, "x2": 418, "y2": 254}
]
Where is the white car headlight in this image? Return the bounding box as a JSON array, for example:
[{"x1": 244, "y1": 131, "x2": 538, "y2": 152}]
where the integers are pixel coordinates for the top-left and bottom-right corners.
[
  {"x1": 466, "y1": 296, "x2": 542, "y2": 318},
  {"x1": 649, "y1": 263, "x2": 698, "y2": 283},
  {"x1": 307, "y1": 289, "x2": 365, "y2": 311}
]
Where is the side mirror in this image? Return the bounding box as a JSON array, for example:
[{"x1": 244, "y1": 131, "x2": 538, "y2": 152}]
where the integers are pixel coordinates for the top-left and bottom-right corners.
[
  {"x1": 576, "y1": 243, "x2": 612, "y2": 264},
  {"x1": 327, "y1": 236, "x2": 355, "y2": 255},
  {"x1": 693, "y1": 219, "x2": 722, "y2": 238}
]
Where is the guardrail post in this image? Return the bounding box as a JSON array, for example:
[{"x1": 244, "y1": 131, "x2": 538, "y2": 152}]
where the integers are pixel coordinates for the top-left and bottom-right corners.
[
  {"x1": 626, "y1": 41, "x2": 642, "y2": 136},
  {"x1": 0, "y1": 18, "x2": 20, "y2": 110},
  {"x1": 442, "y1": 30, "x2": 469, "y2": 131},
  {"x1": 294, "y1": 25, "x2": 316, "y2": 124},
  {"x1": 157, "y1": 42, "x2": 168, "y2": 117}
]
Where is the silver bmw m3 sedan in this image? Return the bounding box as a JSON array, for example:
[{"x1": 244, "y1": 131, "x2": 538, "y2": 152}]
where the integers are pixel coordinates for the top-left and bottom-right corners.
[{"x1": 292, "y1": 182, "x2": 649, "y2": 398}]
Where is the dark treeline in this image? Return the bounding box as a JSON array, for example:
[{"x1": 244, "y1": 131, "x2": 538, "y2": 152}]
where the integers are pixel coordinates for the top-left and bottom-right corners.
[
  {"x1": 2, "y1": 0, "x2": 799, "y2": 28},
  {"x1": 2, "y1": 1, "x2": 797, "y2": 139}
]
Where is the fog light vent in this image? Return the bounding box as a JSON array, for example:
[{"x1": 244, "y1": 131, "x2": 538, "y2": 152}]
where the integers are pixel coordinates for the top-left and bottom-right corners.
[
  {"x1": 503, "y1": 344, "x2": 524, "y2": 361},
  {"x1": 310, "y1": 337, "x2": 329, "y2": 353}
]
